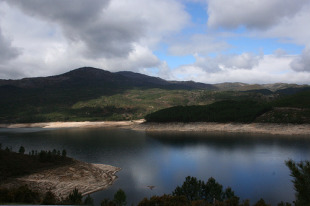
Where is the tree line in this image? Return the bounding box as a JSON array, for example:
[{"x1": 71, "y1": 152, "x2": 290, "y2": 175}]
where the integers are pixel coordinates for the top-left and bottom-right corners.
[{"x1": 145, "y1": 100, "x2": 272, "y2": 123}]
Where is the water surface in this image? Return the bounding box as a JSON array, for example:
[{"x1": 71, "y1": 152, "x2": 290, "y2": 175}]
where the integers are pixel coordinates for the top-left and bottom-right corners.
[{"x1": 1, "y1": 127, "x2": 310, "y2": 205}]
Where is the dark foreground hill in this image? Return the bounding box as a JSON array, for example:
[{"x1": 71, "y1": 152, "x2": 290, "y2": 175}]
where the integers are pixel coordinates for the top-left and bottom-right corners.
[{"x1": 0, "y1": 67, "x2": 309, "y2": 123}]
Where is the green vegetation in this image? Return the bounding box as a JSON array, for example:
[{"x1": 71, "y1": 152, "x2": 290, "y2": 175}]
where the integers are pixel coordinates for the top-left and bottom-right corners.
[
  {"x1": 0, "y1": 185, "x2": 40, "y2": 204},
  {"x1": 101, "y1": 189, "x2": 127, "y2": 206},
  {"x1": 0, "y1": 186, "x2": 94, "y2": 205},
  {"x1": 0, "y1": 67, "x2": 309, "y2": 123},
  {"x1": 0, "y1": 86, "x2": 276, "y2": 123},
  {"x1": 145, "y1": 100, "x2": 271, "y2": 123},
  {"x1": 273, "y1": 90, "x2": 310, "y2": 109},
  {"x1": 286, "y1": 160, "x2": 310, "y2": 206},
  {"x1": 0, "y1": 145, "x2": 73, "y2": 182},
  {"x1": 256, "y1": 90, "x2": 310, "y2": 123},
  {"x1": 172, "y1": 176, "x2": 239, "y2": 204}
]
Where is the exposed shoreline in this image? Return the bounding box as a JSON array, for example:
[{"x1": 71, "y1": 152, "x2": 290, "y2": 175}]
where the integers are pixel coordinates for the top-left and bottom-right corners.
[
  {"x1": 134, "y1": 122, "x2": 310, "y2": 136},
  {"x1": 1, "y1": 120, "x2": 310, "y2": 135},
  {"x1": 0, "y1": 120, "x2": 144, "y2": 129},
  {"x1": 1, "y1": 160, "x2": 120, "y2": 200}
]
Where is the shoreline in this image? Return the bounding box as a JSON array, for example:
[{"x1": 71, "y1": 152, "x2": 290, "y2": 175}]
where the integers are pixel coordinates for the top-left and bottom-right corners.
[
  {"x1": 1, "y1": 120, "x2": 310, "y2": 135},
  {"x1": 0, "y1": 120, "x2": 145, "y2": 129},
  {"x1": 134, "y1": 122, "x2": 310, "y2": 136}
]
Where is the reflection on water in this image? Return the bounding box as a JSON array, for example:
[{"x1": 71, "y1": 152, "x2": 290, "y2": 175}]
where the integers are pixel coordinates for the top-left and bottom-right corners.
[{"x1": 1, "y1": 128, "x2": 310, "y2": 205}]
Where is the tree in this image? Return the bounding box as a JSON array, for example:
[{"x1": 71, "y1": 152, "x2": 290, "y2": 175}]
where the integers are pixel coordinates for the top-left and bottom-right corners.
[
  {"x1": 18, "y1": 146, "x2": 25, "y2": 154},
  {"x1": 62, "y1": 149, "x2": 67, "y2": 158},
  {"x1": 203, "y1": 177, "x2": 223, "y2": 203},
  {"x1": 42, "y1": 191, "x2": 57, "y2": 205},
  {"x1": 138, "y1": 195, "x2": 190, "y2": 206},
  {"x1": 277, "y1": 201, "x2": 292, "y2": 206},
  {"x1": 101, "y1": 198, "x2": 116, "y2": 206},
  {"x1": 113, "y1": 189, "x2": 127, "y2": 206},
  {"x1": 84, "y1": 194, "x2": 94, "y2": 205},
  {"x1": 239, "y1": 200, "x2": 250, "y2": 206},
  {"x1": 172, "y1": 176, "x2": 204, "y2": 201},
  {"x1": 67, "y1": 188, "x2": 82, "y2": 205},
  {"x1": 253, "y1": 198, "x2": 271, "y2": 206},
  {"x1": 285, "y1": 160, "x2": 310, "y2": 206}
]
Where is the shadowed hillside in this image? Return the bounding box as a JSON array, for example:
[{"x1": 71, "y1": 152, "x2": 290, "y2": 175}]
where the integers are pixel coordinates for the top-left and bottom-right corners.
[{"x1": 0, "y1": 67, "x2": 309, "y2": 123}]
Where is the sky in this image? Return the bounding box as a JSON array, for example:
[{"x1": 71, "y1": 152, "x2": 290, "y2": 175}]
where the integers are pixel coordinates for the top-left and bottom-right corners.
[{"x1": 0, "y1": 0, "x2": 310, "y2": 84}]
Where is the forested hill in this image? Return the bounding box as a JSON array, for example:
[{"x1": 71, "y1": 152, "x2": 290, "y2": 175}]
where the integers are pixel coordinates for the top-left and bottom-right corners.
[
  {"x1": 0, "y1": 67, "x2": 309, "y2": 123},
  {"x1": 145, "y1": 90, "x2": 310, "y2": 124}
]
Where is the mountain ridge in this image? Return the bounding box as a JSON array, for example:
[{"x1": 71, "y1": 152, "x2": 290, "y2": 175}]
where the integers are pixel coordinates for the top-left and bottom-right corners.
[
  {"x1": 0, "y1": 66, "x2": 310, "y2": 123},
  {"x1": 0, "y1": 67, "x2": 216, "y2": 90},
  {"x1": 1, "y1": 67, "x2": 308, "y2": 91}
]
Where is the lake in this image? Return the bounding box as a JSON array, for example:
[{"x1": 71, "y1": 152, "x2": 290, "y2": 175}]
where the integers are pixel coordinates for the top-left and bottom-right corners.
[{"x1": 1, "y1": 127, "x2": 310, "y2": 205}]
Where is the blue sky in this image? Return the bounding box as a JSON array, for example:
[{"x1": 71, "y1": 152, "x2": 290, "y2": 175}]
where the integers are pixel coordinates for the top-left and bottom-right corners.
[{"x1": 0, "y1": 0, "x2": 310, "y2": 84}]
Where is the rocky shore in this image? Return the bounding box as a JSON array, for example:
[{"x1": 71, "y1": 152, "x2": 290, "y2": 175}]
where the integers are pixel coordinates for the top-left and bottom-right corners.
[{"x1": 1, "y1": 160, "x2": 120, "y2": 201}]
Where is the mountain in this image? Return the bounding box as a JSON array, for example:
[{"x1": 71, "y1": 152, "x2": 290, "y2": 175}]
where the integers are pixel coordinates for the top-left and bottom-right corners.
[
  {"x1": 0, "y1": 67, "x2": 218, "y2": 123},
  {"x1": 214, "y1": 82, "x2": 308, "y2": 92},
  {"x1": 0, "y1": 67, "x2": 215, "y2": 90},
  {"x1": 0, "y1": 67, "x2": 309, "y2": 123}
]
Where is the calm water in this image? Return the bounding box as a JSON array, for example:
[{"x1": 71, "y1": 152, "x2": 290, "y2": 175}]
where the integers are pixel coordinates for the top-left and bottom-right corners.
[{"x1": 1, "y1": 127, "x2": 310, "y2": 205}]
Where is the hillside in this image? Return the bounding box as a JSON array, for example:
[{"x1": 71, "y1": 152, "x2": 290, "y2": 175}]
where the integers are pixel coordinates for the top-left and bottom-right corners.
[
  {"x1": 145, "y1": 90, "x2": 310, "y2": 124},
  {"x1": 145, "y1": 100, "x2": 271, "y2": 123},
  {"x1": 0, "y1": 67, "x2": 309, "y2": 123}
]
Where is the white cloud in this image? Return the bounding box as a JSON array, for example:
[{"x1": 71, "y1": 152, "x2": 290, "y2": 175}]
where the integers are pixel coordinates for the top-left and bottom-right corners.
[
  {"x1": 290, "y1": 47, "x2": 310, "y2": 72},
  {"x1": 0, "y1": 28, "x2": 20, "y2": 62},
  {"x1": 191, "y1": 52, "x2": 262, "y2": 73},
  {"x1": 0, "y1": 0, "x2": 189, "y2": 79},
  {"x1": 168, "y1": 34, "x2": 229, "y2": 56},
  {"x1": 259, "y1": 3, "x2": 310, "y2": 46},
  {"x1": 169, "y1": 54, "x2": 310, "y2": 84},
  {"x1": 207, "y1": 0, "x2": 309, "y2": 29}
]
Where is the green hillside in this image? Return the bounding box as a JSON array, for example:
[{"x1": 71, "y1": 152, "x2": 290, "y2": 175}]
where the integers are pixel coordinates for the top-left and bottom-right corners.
[
  {"x1": 0, "y1": 67, "x2": 309, "y2": 123},
  {"x1": 145, "y1": 100, "x2": 271, "y2": 123},
  {"x1": 256, "y1": 90, "x2": 310, "y2": 123},
  {"x1": 273, "y1": 90, "x2": 310, "y2": 108},
  {"x1": 145, "y1": 90, "x2": 310, "y2": 124}
]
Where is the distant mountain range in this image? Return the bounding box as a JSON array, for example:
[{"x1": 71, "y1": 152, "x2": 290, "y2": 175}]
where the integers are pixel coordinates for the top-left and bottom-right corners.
[
  {"x1": 0, "y1": 67, "x2": 308, "y2": 92},
  {"x1": 0, "y1": 67, "x2": 309, "y2": 123},
  {"x1": 0, "y1": 67, "x2": 216, "y2": 90}
]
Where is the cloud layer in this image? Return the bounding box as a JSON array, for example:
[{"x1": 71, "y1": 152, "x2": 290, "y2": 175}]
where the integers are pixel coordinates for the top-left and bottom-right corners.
[
  {"x1": 0, "y1": 0, "x2": 188, "y2": 78},
  {"x1": 0, "y1": 28, "x2": 20, "y2": 62},
  {"x1": 0, "y1": 0, "x2": 309, "y2": 84},
  {"x1": 207, "y1": 0, "x2": 308, "y2": 29}
]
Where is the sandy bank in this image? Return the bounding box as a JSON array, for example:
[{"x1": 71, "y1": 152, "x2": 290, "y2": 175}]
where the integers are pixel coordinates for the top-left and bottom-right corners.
[
  {"x1": 133, "y1": 122, "x2": 310, "y2": 135},
  {"x1": 0, "y1": 120, "x2": 144, "y2": 129},
  {"x1": 1, "y1": 120, "x2": 310, "y2": 135},
  {"x1": 1, "y1": 160, "x2": 120, "y2": 200}
]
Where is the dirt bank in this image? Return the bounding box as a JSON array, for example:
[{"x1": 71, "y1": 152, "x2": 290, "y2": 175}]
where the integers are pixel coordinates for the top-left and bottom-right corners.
[
  {"x1": 132, "y1": 122, "x2": 310, "y2": 135},
  {"x1": 1, "y1": 160, "x2": 120, "y2": 200},
  {"x1": 0, "y1": 120, "x2": 144, "y2": 129},
  {"x1": 1, "y1": 120, "x2": 310, "y2": 135}
]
